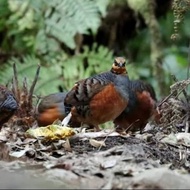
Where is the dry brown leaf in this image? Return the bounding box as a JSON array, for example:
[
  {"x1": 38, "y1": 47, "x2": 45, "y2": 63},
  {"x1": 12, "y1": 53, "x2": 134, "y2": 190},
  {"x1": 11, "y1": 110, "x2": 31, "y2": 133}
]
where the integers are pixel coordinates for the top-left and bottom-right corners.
[
  {"x1": 89, "y1": 138, "x2": 106, "y2": 148},
  {"x1": 0, "y1": 128, "x2": 9, "y2": 142},
  {"x1": 71, "y1": 130, "x2": 121, "y2": 140},
  {"x1": 9, "y1": 146, "x2": 35, "y2": 158}
]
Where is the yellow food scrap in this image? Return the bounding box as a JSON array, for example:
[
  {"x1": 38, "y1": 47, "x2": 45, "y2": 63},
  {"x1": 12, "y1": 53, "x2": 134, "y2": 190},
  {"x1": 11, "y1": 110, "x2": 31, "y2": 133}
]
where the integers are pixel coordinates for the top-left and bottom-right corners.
[{"x1": 26, "y1": 125, "x2": 76, "y2": 141}]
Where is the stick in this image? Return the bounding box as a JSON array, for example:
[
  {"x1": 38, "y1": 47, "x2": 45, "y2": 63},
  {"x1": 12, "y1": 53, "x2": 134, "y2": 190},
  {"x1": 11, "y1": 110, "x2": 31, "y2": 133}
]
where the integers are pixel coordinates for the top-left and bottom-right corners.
[
  {"x1": 171, "y1": 74, "x2": 189, "y2": 101},
  {"x1": 28, "y1": 64, "x2": 41, "y2": 108},
  {"x1": 12, "y1": 63, "x2": 20, "y2": 101}
]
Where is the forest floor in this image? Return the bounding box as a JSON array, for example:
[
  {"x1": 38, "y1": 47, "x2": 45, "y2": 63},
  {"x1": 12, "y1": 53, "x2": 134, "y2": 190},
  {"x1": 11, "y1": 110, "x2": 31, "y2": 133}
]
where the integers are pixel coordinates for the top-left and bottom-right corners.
[
  {"x1": 1, "y1": 66, "x2": 190, "y2": 189},
  {"x1": 1, "y1": 122, "x2": 190, "y2": 189}
]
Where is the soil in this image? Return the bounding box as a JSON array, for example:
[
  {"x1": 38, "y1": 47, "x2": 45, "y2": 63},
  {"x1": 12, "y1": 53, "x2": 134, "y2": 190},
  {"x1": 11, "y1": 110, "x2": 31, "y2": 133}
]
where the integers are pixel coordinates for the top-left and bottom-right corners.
[{"x1": 0, "y1": 124, "x2": 189, "y2": 189}]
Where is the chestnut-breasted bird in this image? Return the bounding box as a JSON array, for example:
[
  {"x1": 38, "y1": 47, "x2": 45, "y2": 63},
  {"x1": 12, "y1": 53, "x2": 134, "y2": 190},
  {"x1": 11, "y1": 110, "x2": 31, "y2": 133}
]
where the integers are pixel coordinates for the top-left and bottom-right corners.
[
  {"x1": 62, "y1": 57, "x2": 130, "y2": 131},
  {"x1": 0, "y1": 85, "x2": 18, "y2": 126},
  {"x1": 113, "y1": 80, "x2": 157, "y2": 133},
  {"x1": 36, "y1": 92, "x2": 80, "y2": 127}
]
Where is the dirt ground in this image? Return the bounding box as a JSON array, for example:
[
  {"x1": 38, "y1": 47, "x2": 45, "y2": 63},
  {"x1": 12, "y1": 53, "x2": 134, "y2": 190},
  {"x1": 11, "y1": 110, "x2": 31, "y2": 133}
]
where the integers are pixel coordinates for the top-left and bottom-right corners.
[{"x1": 0, "y1": 122, "x2": 190, "y2": 189}]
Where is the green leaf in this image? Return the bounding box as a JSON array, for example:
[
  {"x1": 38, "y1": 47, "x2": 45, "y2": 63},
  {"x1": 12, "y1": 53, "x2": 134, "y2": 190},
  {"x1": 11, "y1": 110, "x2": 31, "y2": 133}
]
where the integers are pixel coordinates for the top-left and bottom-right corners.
[
  {"x1": 0, "y1": 55, "x2": 64, "y2": 96},
  {"x1": 45, "y1": 0, "x2": 101, "y2": 48}
]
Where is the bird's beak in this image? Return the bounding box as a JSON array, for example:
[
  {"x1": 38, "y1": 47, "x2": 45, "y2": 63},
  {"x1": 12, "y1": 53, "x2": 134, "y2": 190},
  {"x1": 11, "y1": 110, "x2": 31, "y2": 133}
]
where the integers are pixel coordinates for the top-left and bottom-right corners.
[{"x1": 118, "y1": 62, "x2": 125, "y2": 67}]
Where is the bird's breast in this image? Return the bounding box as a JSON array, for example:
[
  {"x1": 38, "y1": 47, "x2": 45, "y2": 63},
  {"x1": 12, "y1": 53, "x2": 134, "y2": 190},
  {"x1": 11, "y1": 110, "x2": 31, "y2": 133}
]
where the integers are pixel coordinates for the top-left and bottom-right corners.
[{"x1": 86, "y1": 84, "x2": 128, "y2": 124}]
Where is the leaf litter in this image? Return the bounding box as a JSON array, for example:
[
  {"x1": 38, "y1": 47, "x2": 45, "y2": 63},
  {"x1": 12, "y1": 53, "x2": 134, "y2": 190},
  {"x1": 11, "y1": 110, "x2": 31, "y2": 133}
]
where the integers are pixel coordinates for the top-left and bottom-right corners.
[{"x1": 1, "y1": 65, "x2": 190, "y2": 188}]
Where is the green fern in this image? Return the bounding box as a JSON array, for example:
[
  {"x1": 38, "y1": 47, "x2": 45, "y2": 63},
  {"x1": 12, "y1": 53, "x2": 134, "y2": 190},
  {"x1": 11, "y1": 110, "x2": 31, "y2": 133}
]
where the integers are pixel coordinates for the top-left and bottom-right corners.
[
  {"x1": 0, "y1": 55, "x2": 64, "y2": 96},
  {"x1": 61, "y1": 45, "x2": 114, "y2": 90},
  {"x1": 0, "y1": 45, "x2": 114, "y2": 96},
  {"x1": 6, "y1": 0, "x2": 106, "y2": 52},
  {"x1": 45, "y1": 0, "x2": 101, "y2": 49}
]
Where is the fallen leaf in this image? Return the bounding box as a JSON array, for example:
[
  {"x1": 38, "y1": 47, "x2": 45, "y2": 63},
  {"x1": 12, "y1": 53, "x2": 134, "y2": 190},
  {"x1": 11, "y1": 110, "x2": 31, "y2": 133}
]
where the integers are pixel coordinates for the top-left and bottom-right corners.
[
  {"x1": 23, "y1": 138, "x2": 38, "y2": 145},
  {"x1": 100, "y1": 159, "x2": 117, "y2": 169},
  {"x1": 0, "y1": 135, "x2": 7, "y2": 142},
  {"x1": 0, "y1": 129, "x2": 8, "y2": 142},
  {"x1": 63, "y1": 138, "x2": 72, "y2": 152},
  {"x1": 52, "y1": 140, "x2": 66, "y2": 149},
  {"x1": 89, "y1": 138, "x2": 106, "y2": 148},
  {"x1": 176, "y1": 133, "x2": 190, "y2": 147},
  {"x1": 43, "y1": 161, "x2": 71, "y2": 170},
  {"x1": 160, "y1": 133, "x2": 178, "y2": 146},
  {"x1": 71, "y1": 130, "x2": 121, "y2": 140},
  {"x1": 161, "y1": 133, "x2": 190, "y2": 147},
  {"x1": 9, "y1": 148, "x2": 34, "y2": 158},
  {"x1": 51, "y1": 150, "x2": 66, "y2": 157},
  {"x1": 25, "y1": 125, "x2": 76, "y2": 141}
]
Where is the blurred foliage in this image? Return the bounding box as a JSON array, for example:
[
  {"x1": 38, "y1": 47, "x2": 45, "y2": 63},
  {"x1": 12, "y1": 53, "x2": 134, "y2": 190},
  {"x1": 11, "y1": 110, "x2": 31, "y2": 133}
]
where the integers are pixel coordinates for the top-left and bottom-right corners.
[
  {"x1": 0, "y1": 0, "x2": 190, "y2": 99},
  {"x1": 0, "y1": 0, "x2": 112, "y2": 95},
  {"x1": 0, "y1": 45, "x2": 114, "y2": 95},
  {"x1": 171, "y1": 0, "x2": 190, "y2": 40},
  {"x1": 5, "y1": 0, "x2": 104, "y2": 50}
]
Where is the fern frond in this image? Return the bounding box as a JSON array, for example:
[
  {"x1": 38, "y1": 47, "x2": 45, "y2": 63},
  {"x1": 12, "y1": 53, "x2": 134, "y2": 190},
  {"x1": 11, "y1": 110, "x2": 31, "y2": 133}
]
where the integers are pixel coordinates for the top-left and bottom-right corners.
[
  {"x1": 82, "y1": 44, "x2": 113, "y2": 75},
  {"x1": 61, "y1": 45, "x2": 114, "y2": 90},
  {"x1": 95, "y1": 0, "x2": 111, "y2": 17},
  {"x1": 0, "y1": 47, "x2": 115, "y2": 98},
  {"x1": 5, "y1": 0, "x2": 109, "y2": 53},
  {"x1": 45, "y1": 0, "x2": 101, "y2": 48},
  {"x1": 0, "y1": 55, "x2": 64, "y2": 96}
]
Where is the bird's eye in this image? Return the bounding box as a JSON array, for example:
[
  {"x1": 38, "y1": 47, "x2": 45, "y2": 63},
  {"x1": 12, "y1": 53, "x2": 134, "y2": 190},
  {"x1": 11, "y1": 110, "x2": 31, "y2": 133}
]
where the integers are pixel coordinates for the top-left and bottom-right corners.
[{"x1": 114, "y1": 60, "x2": 119, "y2": 66}]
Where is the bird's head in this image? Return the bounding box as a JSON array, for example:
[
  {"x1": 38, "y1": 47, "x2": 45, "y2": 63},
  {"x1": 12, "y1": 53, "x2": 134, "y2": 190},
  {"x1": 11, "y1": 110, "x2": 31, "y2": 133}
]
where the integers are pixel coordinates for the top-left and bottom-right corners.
[{"x1": 111, "y1": 57, "x2": 127, "y2": 75}]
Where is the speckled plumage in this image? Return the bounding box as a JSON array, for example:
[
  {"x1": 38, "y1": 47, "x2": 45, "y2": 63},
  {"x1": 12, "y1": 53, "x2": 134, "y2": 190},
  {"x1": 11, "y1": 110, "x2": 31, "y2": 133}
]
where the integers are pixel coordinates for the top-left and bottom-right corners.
[
  {"x1": 0, "y1": 85, "x2": 18, "y2": 126},
  {"x1": 36, "y1": 92, "x2": 80, "y2": 127},
  {"x1": 64, "y1": 57, "x2": 130, "y2": 131},
  {"x1": 114, "y1": 80, "x2": 157, "y2": 133}
]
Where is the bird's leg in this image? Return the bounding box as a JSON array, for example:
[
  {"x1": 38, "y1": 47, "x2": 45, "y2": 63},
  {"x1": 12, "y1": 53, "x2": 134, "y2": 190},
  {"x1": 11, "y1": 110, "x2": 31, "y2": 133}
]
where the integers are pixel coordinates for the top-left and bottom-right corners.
[
  {"x1": 94, "y1": 125, "x2": 101, "y2": 132},
  {"x1": 79, "y1": 124, "x2": 101, "y2": 132},
  {"x1": 79, "y1": 123, "x2": 88, "y2": 133},
  {"x1": 61, "y1": 112, "x2": 72, "y2": 126}
]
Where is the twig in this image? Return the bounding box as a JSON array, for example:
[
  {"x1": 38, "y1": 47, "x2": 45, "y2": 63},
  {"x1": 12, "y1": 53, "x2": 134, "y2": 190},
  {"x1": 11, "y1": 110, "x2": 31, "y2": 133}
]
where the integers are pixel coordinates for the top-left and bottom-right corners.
[
  {"x1": 185, "y1": 120, "x2": 189, "y2": 133},
  {"x1": 187, "y1": 41, "x2": 190, "y2": 80},
  {"x1": 158, "y1": 80, "x2": 190, "y2": 108},
  {"x1": 70, "y1": 130, "x2": 121, "y2": 141},
  {"x1": 98, "y1": 128, "x2": 116, "y2": 151},
  {"x1": 174, "y1": 85, "x2": 190, "y2": 99},
  {"x1": 171, "y1": 74, "x2": 189, "y2": 102},
  {"x1": 28, "y1": 64, "x2": 41, "y2": 108},
  {"x1": 186, "y1": 41, "x2": 190, "y2": 98},
  {"x1": 157, "y1": 91, "x2": 176, "y2": 107},
  {"x1": 22, "y1": 77, "x2": 29, "y2": 115},
  {"x1": 23, "y1": 77, "x2": 28, "y2": 97},
  {"x1": 12, "y1": 63, "x2": 20, "y2": 101},
  {"x1": 125, "y1": 119, "x2": 140, "y2": 132}
]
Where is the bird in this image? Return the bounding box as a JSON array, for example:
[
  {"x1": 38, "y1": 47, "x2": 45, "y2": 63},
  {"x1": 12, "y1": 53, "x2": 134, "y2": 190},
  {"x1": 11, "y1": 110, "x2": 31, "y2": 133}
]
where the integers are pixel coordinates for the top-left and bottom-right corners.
[
  {"x1": 0, "y1": 85, "x2": 18, "y2": 126},
  {"x1": 36, "y1": 92, "x2": 81, "y2": 127},
  {"x1": 62, "y1": 57, "x2": 130, "y2": 131},
  {"x1": 113, "y1": 80, "x2": 158, "y2": 133}
]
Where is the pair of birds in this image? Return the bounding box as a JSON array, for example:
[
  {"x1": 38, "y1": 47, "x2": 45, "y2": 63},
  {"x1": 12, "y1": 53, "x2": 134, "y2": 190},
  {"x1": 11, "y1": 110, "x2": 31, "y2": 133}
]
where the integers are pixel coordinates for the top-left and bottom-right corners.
[{"x1": 37, "y1": 57, "x2": 158, "y2": 133}]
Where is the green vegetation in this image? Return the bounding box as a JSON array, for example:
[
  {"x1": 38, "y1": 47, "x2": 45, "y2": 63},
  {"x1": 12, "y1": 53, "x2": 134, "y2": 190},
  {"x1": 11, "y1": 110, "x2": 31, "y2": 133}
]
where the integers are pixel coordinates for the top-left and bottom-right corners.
[{"x1": 0, "y1": 0, "x2": 190, "y2": 98}]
